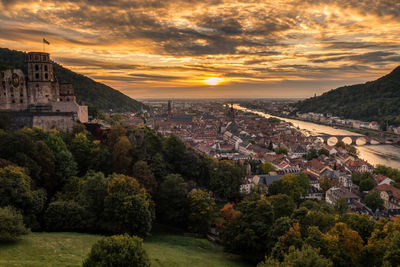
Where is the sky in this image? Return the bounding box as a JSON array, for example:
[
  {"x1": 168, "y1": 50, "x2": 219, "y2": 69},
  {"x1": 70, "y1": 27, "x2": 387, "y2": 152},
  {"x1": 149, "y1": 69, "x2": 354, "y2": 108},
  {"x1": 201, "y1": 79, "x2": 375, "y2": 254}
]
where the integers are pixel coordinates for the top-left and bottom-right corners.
[{"x1": 0, "y1": 0, "x2": 399, "y2": 99}]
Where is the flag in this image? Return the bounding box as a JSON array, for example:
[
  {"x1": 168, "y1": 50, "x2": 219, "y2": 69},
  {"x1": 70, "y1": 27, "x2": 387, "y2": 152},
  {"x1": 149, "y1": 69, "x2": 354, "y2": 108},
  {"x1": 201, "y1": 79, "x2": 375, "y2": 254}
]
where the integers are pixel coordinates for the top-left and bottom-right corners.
[{"x1": 43, "y1": 38, "x2": 50, "y2": 45}]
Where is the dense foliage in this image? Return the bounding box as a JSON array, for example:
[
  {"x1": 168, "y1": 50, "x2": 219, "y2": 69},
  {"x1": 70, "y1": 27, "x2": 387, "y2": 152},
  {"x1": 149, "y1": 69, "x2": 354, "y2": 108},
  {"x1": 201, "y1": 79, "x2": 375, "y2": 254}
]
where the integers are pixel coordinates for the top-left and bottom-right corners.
[
  {"x1": 294, "y1": 66, "x2": 400, "y2": 126},
  {"x1": 0, "y1": 48, "x2": 147, "y2": 112},
  {"x1": 0, "y1": 206, "x2": 28, "y2": 242},
  {"x1": 83, "y1": 235, "x2": 150, "y2": 267}
]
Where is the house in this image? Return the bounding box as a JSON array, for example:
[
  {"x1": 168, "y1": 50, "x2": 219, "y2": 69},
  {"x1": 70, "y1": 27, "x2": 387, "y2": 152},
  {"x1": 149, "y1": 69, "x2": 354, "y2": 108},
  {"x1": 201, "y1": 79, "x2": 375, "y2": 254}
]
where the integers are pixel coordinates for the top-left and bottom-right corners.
[
  {"x1": 240, "y1": 174, "x2": 283, "y2": 194},
  {"x1": 374, "y1": 174, "x2": 394, "y2": 186},
  {"x1": 373, "y1": 184, "x2": 400, "y2": 210},
  {"x1": 326, "y1": 187, "x2": 361, "y2": 205},
  {"x1": 307, "y1": 158, "x2": 332, "y2": 178},
  {"x1": 304, "y1": 186, "x2": 324, "y2": 201}
]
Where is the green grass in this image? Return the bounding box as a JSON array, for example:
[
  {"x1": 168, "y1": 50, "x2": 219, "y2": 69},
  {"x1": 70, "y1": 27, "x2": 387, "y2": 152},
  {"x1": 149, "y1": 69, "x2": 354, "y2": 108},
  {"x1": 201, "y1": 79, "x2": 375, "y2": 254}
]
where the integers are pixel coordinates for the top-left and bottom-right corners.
[{"x1": 0, "y1": 231, "x2": 250, "y2": 267}]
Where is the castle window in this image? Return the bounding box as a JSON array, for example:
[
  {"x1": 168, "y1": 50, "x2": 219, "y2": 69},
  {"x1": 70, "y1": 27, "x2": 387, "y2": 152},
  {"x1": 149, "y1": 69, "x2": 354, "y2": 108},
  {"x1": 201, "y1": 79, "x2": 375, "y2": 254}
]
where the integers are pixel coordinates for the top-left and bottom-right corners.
[
  {"x1": 44, "y1": 65, "x2": 48, "y2": 71},
  {"x1": 20, "y1": 99, "x2": 23, "y2": 103},
  {"x1": 35, "y1": 73, "x2": 39, "y2": 79},
  {"x1": 35, "y1": 65, "x2": 39, "y2": 71},
  {"x1": 12, "y1": 100, "x2": 15, "y2": 103},
  {"x1": 45, "y1": 73, "x2": 48, "y2": 79}
]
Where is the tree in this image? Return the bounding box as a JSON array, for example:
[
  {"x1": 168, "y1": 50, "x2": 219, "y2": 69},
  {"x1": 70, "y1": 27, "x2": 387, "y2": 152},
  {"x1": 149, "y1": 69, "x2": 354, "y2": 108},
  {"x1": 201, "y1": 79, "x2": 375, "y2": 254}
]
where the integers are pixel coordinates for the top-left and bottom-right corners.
[
  {"x1": 323, "y1": 222, "x2": 363, "y2": 267},
  {"x1": 0, "y1": 206, "x2": 28, "y2": 242},
  {"x1": 318, "y1": 148, "x2": 330, "y2": 157},
  {"x1": 359, "y1": 178, "x2": 376, "y2": 192},
  {"x1": 69, "y1": 133, "x2": 94, "y2": 175},
  {"x1": 334, "y1": 198, "x2": 349, "y2": 215},
  {"x1": 260, "y1": 161, "x2": 276, "y2": 174},
  {"x1": 78, "y1": 172, "x2": 109, "y2": 230},
  {"x1": 210, "y1": 160, "x2": 242, "y2": 199},
  {"x1": 268, "y1": 194, "x2": 296, "y2": 219},
  {"x1": 351, "y1": 172, "x2": 373, "y2": 186},
  {"x1": 364, "y1": 192, "x2": 384, "y2": 212},
  {"x1": 156, "y1": 174, "x2": 188, "y2": 226},
  {"x1": 112, "y1": 136, "x2": 132, "y2": 174},
  {"x1": 340, "y1": 213, "x2": 375, "y2": 242},
  {"x1": 44, "y1": 201, "x2": 87, "y2": 231},
  {"x1": 319, "y1": 176, "x2": 338, "y2": 194},
  {"x1": 0, "y1": 166, "x2": 45, "y2": 228},
  {"x1": 259, "y1": 245, "x2": 333, "y2": 267},
  {"x1": 106, "y1": 124, "x2": 127, "y2": 148},
  {"x1": 269, "y1": 173, "x2": 310, "y2": 203},
  {"x1": 274, "y1": 147, "x2": 288, "y2": 155},
  {"x1": 103, "y1": 174, "x2": 153, "y2": 236},
  {"x1": 83, "y1": 235, "x2": 150, "y2": 267},
  {"x1": 304, "y1": 148, "x2": 318, "y2": 160},
  {"x1": 188, "y1": 190, "x2": 216, "y2": 234},
  {"x1": 132, "y1": 160, "x2": 157, "y2": 195},
  {"x1": 220, "y1": 193, "x2": 275, "y2": 262}
]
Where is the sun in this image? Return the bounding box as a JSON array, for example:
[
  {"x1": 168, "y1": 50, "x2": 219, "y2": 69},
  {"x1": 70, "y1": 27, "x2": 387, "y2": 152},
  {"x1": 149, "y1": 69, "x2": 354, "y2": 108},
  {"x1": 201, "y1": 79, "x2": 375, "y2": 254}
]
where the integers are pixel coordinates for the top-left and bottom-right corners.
[{"x1": 203, "y1": 77, "x2": 223, "y2": 86}]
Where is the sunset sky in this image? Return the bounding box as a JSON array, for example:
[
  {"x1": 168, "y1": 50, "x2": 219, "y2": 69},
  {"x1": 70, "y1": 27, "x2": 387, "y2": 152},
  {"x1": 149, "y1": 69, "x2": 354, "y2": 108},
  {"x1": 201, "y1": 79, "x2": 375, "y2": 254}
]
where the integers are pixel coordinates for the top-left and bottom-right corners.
[{"x1": 0, "y1": 0, "x2": 399, "y2": 98}]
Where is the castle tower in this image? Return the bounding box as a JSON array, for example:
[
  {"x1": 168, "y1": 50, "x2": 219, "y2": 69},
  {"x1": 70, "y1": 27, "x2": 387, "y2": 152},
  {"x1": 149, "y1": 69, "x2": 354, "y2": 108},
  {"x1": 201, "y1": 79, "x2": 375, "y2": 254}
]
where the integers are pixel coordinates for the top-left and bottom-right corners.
[{"x1": 27, "y1": 52, "x2": 59, "y2": 105}]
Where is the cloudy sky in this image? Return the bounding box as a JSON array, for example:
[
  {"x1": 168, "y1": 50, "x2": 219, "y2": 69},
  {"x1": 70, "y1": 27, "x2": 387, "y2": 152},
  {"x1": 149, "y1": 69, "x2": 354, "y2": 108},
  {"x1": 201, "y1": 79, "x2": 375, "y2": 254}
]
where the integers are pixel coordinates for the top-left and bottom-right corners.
[{"x1": 0, "y1": 0, "x2": 399, "y2": 98}]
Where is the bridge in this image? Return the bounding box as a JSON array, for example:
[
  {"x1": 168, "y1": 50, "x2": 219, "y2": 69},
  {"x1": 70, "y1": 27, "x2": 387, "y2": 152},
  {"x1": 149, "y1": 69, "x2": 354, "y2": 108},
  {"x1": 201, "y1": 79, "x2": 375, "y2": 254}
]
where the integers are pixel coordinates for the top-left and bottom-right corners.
[{"x1": 313, "y1": 135, "x2": 400, "y2": 146}]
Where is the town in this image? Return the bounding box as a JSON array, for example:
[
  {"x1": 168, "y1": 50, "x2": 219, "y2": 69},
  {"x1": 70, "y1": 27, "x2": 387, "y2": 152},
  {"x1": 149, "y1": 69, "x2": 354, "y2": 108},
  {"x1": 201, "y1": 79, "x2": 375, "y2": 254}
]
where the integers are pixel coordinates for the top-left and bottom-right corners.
[{"x1": 120, "y1": 99, "x2": 400, "y2": 219}]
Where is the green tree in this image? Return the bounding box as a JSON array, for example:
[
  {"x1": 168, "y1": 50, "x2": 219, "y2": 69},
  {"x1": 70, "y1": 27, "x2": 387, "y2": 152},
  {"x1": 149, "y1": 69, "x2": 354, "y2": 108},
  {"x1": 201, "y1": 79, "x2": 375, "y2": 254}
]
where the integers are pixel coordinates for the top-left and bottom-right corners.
[
  {"x1": 78, "y1": 172, "x2": 109, "y2": 230},
  {"x1": 210, "y1": 160, "x2": 243, "y2": 199},
  {"x1": 83, "y1": 235, "x2": 150, "y2": 267},
  {"x1": 318, "y1": 148, "x2": 330, "y2": 157},
  {"x1": 221, "y1": 193, "x2": 275, "y2": 262},
  {"x1": 44, "y1": 201, "x2": 87, "y2": 231},
  {"x1": 103, "y1": 174, "x2": 153, "y2": 236},
  {"x1": 188, "y1": 190, "x2": 216, "y2": 234},
  {"x1": 351, "y1": 172, "x2": 373, "y2": 186},
  {"x1": 323, "y1": 222, "x2": 363, "y2": 267},
  {"x1": 340, "y1": 213, "x2": 375, "y2": 242},
  {"x1": 334, "y1": 198, "x2": 349, "y2": 215},
  {"x1": 132, "y1": 160, "x2": 157, "y2": 195},
  {"x1": 260, "y1": 161, "x2": 276, "y2": 174},
  {"x1": 0, "y1": 206, "x2": 28, "y2": 242},
  {"x1": 268, "y1": 194, "x2": 296, "y2": 219},
  {"x1": 274, "y1": 147, "x2": 288, "y2": 155},
  {"x1": 269, "y1": 173, "x2": 310, "y2": 203},
  {"x1": 364, "y1": 192, "x2": 384, "y2": 212},
  {"x1": 259, "y1": 245, "x2": 333, "y2": 267},
  {"x1": 359, "y1": 178, "x2": 376, "y2": 192},
  {"x1": 112, "y1": 136, "x2": 132, "y2": 174},
  {"x1": 304, "y1": 148, "x2": 318, "y2": 160},
  {"x1": 69, "y1": 133, "x2": 94, "y2": 175},
  {"x1": 156, "y1": 174, "x2": 188, "y2": 226}
]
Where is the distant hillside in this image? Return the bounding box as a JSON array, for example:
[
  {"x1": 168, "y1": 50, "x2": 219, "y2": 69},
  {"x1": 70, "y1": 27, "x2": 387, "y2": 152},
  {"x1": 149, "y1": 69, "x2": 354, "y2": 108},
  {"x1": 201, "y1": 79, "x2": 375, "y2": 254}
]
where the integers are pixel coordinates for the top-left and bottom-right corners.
[
  {"x1": 294, "y1": 66, "x2": 400, "y2": 126},
  {"x1": 0, "y1": 48, "x2": 147, "y2": 112}
]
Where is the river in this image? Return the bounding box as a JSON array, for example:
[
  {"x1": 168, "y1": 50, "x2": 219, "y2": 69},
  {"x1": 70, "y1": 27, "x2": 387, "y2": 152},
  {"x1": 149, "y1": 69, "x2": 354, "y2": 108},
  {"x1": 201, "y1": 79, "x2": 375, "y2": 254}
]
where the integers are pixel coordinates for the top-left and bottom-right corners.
[{"x1": 234, "y1": 104, "x2": 400, "y2": 169}]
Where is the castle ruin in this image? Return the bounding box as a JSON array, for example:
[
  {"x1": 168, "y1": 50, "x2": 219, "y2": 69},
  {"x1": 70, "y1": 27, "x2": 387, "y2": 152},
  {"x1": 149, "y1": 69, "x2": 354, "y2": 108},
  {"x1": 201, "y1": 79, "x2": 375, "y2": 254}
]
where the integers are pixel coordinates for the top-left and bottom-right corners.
[{"x1": 0, "y1": 52, "x2": 88, "y2": 131}]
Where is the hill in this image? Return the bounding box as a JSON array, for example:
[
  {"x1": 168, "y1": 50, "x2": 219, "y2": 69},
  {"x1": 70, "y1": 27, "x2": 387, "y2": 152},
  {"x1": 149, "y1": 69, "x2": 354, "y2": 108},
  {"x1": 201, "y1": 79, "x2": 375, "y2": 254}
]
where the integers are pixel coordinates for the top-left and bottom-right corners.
[
  {"x1": 294, "y1": 66, "x2": 400, "y2": 126},
  {"x1": 0, "y1": 48, "x2": 147, "y2": 112},
  {"x1": 0, "y1": 232, "x2": 249, "y2": 267}
]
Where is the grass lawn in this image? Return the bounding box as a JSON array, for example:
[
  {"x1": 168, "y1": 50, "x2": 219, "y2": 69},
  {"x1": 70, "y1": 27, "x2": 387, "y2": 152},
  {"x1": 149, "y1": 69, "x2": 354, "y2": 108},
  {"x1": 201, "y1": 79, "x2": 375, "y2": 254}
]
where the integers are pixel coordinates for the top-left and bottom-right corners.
[{"x1": 0, "y1": 231, "x2": 250, "y2": 267}]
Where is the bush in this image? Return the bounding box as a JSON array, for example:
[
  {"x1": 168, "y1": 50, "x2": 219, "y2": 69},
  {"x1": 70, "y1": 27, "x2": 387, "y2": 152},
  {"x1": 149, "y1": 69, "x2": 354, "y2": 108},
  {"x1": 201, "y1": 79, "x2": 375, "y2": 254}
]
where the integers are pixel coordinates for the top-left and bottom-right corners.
[
  {"x1": 0, "y1": 206, "x2": 28, "y2": 242},
  {"x1": 44, "y1": 201, "x2": 87, "y2": 231},
  {"x1": 83, "y1": 235, "x2": 150, "y2": 267}
]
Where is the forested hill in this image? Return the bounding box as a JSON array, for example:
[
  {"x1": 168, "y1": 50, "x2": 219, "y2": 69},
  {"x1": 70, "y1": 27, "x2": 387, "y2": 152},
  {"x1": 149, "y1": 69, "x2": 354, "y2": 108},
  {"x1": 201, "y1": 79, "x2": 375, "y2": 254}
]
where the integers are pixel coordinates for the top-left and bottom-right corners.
[
  {"x1": 294, "y1": 66, "x2": 400, "y2": 126},
  {"x1": 0, "y1": 48, "x2": 147, "y2": 112}
]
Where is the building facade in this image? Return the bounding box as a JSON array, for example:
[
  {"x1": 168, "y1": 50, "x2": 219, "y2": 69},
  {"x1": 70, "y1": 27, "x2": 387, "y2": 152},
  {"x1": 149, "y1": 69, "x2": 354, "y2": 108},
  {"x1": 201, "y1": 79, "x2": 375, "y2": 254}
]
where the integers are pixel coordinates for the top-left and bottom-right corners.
[{"x1": 0, "y1": 51, "x2": 88, "y2": 131}]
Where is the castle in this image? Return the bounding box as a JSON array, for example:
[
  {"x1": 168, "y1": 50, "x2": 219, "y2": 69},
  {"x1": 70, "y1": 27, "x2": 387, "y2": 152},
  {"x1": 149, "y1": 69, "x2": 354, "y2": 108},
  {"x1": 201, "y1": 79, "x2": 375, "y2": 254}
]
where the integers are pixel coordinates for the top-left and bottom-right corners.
[{"x1": 0, "y1": 52, "x2": 88, "y2": 131}]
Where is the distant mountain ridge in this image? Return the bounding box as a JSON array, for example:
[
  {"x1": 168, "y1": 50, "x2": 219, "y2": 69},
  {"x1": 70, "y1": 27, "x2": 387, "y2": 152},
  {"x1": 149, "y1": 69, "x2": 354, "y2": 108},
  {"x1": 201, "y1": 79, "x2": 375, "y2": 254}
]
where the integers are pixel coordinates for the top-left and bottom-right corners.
[
  {"x1": 294, "y1": 66, "x2": 400, "y2": 126},
  {"x1": 0, "y1": 48, "x2": 147, "y2": 112}
]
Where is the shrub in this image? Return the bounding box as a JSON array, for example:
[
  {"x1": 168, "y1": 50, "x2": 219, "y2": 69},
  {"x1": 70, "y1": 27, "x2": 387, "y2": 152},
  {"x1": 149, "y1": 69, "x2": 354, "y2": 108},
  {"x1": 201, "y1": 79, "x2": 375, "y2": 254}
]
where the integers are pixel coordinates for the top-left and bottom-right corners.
[
  {"x1": 44, "y1": 201, "x2": 87, "y2": 231},
  {"x1": 0, "y1": 206, "x2": 28, "y2": 242},
  {"x1": 83, "y1": 235, "x2": 150, "y2": 267}
]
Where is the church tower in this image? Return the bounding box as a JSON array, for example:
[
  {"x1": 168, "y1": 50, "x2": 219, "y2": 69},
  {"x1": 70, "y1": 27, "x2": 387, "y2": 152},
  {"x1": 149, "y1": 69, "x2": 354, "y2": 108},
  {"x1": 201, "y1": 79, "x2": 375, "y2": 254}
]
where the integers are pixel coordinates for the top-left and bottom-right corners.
[{"x1": 27, "y1": 52, "x2": 59, "y2": 106}]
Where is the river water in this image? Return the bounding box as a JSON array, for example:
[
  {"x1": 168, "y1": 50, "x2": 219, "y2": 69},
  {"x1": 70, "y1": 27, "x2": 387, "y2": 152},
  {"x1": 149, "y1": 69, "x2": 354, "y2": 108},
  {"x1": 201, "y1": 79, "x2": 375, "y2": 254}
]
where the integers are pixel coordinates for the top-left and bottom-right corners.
[{"x1": 234, "y1": 104, "x2": 400, "y2": 169}]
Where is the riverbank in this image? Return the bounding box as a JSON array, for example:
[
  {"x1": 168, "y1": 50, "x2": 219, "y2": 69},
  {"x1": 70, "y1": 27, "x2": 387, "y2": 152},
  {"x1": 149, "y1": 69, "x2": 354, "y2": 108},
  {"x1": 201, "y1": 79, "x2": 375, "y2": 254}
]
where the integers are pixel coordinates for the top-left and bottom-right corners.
[{"x1": 234, "y1": 104, "x2": 400, "y2": 169}]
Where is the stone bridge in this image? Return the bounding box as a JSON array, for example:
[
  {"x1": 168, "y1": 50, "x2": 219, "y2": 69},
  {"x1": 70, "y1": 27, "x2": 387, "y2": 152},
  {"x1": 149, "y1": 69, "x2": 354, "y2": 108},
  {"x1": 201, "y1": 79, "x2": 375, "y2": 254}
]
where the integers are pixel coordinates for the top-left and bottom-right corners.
[{"x1": 314, "y1": 135, "x2": 400, "y2": 146}]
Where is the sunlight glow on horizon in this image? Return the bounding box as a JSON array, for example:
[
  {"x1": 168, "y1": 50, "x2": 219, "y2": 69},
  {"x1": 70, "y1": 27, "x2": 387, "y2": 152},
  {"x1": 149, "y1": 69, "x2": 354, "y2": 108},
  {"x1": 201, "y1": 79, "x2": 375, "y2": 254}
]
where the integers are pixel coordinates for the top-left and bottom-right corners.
[{"x1": 203, "y1": 77, "x2": 224, "y2": 86}]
